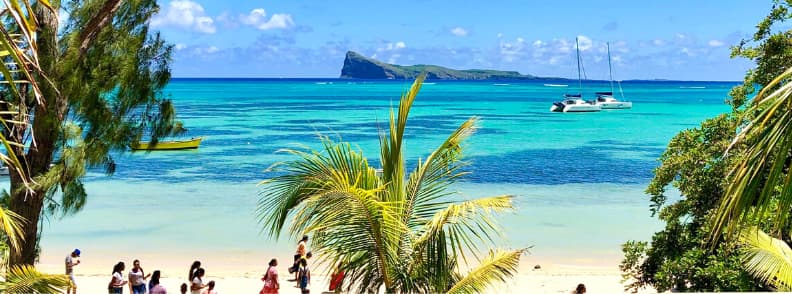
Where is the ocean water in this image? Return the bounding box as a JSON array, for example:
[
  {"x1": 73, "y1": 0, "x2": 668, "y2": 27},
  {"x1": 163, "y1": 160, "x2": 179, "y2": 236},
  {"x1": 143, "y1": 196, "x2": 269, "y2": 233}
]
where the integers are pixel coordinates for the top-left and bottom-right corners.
[{"x1": 32, "y1": 79, "x2": 736, "y2": 274}]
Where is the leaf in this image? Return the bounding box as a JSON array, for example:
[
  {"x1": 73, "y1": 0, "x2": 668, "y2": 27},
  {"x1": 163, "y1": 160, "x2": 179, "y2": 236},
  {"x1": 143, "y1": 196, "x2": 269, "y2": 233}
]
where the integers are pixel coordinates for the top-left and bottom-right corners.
[
  {"x1": 739, "y1": 227, "x2": 792, "y2": 290},
  {"x1": 446, "y1": 249, "x2": 526, "y2": 294}
]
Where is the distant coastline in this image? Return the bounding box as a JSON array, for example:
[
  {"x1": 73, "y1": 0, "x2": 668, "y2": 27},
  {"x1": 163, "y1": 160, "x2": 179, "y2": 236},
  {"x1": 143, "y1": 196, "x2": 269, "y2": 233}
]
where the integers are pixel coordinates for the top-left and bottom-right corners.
[{"x1": 168, "y1": 77, "x2": 742, "y2": 83}]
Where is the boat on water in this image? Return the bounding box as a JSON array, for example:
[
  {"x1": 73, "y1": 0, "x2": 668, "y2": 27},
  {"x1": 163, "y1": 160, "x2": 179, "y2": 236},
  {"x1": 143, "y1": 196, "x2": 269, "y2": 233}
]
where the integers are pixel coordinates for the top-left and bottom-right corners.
[
  {"x1": 131, "y1": 137, "x2": 203, "y2": 150},
  {"x1": 550, "y1": 94, "x2": 601, "y2": 112},
  {"x1": 550, "y1": 38, "x2": 600, "y2": 113},
  {"x1": 593, "y1": 42, "x2": 632, "y2": 110},
  {"x1": 594, "y1": 92, "x2": 632, "y2": 109}
]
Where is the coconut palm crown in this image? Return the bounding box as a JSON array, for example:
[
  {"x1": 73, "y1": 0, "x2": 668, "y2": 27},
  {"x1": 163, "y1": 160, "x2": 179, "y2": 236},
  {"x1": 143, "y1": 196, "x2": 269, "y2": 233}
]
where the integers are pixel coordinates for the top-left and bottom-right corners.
[{"x1": 257, "y1": 75, "x2": 526, "y2": 293}]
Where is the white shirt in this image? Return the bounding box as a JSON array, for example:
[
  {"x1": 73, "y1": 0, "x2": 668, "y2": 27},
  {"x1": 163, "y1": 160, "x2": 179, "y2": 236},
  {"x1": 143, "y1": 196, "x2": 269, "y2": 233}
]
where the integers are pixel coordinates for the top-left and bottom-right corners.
[
  {"x1": 191, "y1": 277, "x2": 203, "y2": 294},
  {"x1": 112, "y1": 272, "x2": 125, "y2": 288},
  {"x1": 129, "y1": 269, "x2": 145, "y2": 286},
  {"x1": 65, "y1": 255, "x2": 76, "y2": 274}
]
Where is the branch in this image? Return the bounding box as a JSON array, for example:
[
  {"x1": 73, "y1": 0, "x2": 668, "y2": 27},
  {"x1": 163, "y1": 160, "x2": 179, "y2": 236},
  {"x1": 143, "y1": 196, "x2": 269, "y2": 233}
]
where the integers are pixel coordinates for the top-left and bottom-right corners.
[{"x1": 77, "y1": 0, "x2": 123, "y2": 57}]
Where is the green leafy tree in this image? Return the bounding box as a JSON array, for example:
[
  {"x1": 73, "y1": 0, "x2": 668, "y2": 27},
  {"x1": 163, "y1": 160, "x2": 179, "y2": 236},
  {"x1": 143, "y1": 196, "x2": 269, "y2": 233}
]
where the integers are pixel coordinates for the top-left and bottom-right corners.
[
  {"x1": 1, "y1": 0, "x2": 181, "y2": 266},
  {"x1": 258, "y1": 76, "x2": 526, "y2": 293},
  {"x1": 621, "y1": 0, "x2": 792, "y2": 291}
]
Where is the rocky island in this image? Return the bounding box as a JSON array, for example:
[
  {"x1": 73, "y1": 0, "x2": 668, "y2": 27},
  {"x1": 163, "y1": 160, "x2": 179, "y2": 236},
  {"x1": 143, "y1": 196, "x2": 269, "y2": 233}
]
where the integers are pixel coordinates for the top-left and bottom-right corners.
[{"x1": 340, "y1": 51, "x2": 545, "y2": 80}]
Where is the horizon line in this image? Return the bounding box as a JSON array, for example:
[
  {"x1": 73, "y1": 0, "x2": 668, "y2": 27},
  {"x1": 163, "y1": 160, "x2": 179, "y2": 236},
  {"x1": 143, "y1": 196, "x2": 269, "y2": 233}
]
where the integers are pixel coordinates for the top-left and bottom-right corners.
[{"x1": 169, "y1": 76, "x2": 742, "y2": 83}]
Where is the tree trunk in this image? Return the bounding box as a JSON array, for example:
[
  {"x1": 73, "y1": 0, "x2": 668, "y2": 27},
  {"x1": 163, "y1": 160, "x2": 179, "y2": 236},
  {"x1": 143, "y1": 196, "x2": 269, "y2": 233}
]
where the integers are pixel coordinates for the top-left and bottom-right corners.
[{"x1": 7, "y1": 1, "x2": 61, "y2": 267}]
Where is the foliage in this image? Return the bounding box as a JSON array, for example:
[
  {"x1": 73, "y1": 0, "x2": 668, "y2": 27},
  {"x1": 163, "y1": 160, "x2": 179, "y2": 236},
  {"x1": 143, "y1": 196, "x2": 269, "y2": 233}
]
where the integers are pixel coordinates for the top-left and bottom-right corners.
[
  {"x1": 619, "y1": 113, "x2": 761, "y2": 292},
  {"x1": 258, "y1": 75, "x2": 526, "y2": 293},
  {"x1": 620, "y1": 0, "x2": 792, "y2": 291},
  {"x1": 0, "y1": 264, "x2": 70, "y2": 294},
  {"x1": 740, "y1": 227, "x2": 792, "y2": 290},
  {"x1": 0, "y1": 0, "x2": 182, "y2": 265}
]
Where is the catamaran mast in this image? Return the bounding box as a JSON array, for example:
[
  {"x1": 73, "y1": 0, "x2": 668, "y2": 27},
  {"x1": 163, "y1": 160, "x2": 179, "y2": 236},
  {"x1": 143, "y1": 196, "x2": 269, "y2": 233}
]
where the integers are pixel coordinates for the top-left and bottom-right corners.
[
  {"x1": 607, "y1": 42, "x2": 614, "y2": 94},
  {"x1": 576, "y1": 37, "x2": 582, "y2": 94}
]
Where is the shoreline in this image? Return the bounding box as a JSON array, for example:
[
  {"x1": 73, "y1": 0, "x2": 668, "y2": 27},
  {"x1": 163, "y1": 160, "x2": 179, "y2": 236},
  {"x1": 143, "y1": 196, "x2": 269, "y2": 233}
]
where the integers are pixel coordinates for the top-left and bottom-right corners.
[{"x1": 39, "y1": 251, "x2": 654, "y2": 293}]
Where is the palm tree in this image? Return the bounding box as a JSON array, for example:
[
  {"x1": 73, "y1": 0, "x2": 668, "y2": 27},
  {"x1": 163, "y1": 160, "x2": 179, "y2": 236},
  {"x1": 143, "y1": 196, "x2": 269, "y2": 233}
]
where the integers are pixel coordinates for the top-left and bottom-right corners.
[
  {"x1": 713, "y1": 67, "x2": 792, "y2": 288},
  {"x1": 258, "y1": 75, "x2": 526, "y2": 293}
]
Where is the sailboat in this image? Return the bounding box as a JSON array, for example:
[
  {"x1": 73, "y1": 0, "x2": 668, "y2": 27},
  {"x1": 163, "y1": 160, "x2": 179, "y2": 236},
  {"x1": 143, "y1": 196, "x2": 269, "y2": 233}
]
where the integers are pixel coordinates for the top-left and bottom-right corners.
[
  {"x1": 550, "y1": 37, "x2": 600, "y2": 112},
  {"x1": 593, "y1": 42, "x2": 632, "y2": 109}
]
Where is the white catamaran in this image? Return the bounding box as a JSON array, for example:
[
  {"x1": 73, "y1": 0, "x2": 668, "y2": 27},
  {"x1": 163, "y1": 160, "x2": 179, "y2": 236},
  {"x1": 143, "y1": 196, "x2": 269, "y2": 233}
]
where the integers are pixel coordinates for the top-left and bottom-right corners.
[
  {"x1": 550, "y1": 37, "x2": 601, "y2": 112},
  {"x1": 593, "y1": 42, "x2": 632, "y2": 109}
]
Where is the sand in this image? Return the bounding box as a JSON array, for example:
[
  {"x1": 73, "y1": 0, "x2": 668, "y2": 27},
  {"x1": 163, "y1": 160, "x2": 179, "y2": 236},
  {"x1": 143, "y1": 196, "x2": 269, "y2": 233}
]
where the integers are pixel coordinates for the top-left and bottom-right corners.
[{"x1": 53, "y1": 261, "x2": 657, "y2": 294}]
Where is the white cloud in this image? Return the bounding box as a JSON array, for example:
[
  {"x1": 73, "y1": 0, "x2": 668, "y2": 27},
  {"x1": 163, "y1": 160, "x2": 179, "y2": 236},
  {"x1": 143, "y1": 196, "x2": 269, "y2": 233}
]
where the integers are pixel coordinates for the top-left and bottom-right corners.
[
  {"x1": 708, "y1": 40, "x2": 725, "y2": 47},
  {"x1": 175, "y1": 43, "x2": 187, "y2": 50},
  {"x1": 206, "y1": 46, "x2": 220, "y2": 54},
  {"x1": 241, "y1": 8, "x2": 295, "y2": 30},
  {"x1": 395, "y1": 41, "x2": 406, "y2": 49},
  {"x1": 151, "y1": 0, "x2": 216, "y2": 34},
  {"x1": 576, "y1": 35, "x2": 593, "y2": 51},
  {"x1": 499, "y1": 37, "x2": 527, "y2": 62},
  {"x1": 450, "y1": 27, "x2": 468, "y2": 37},
  {"x1": 653, "y1": 39, "x2": 665, "y2": 46}
]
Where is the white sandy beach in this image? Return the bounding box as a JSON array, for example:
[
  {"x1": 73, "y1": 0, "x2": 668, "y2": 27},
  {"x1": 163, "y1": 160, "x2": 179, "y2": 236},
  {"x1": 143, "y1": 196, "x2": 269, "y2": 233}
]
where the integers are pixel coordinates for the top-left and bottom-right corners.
[
  {"x1": 39, "y1": 255, "x2": 657, "y2": 293},
  {"x1": 67, "y1": 268, "x2": 654, "y2": 294}
]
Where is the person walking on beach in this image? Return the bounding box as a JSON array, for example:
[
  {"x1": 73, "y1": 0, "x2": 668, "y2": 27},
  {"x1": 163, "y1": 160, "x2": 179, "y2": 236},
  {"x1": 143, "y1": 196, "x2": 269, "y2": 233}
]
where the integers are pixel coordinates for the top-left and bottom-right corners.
[
  {"x1": 129, "y1": 259, "x2": 151, "y2": 294},
  {"x1": 289, "y1": 235, "x2": 309, "y2": 281},
  {"x1": 190, "y1": 268, "x2": 209, "y2": 294},
  {"x1": 294, "y1": 252, "x2": 312, "y2": 287},
  {"x1": 148, "y1": 271, "x2": 167, "y2": 294},
  {"x1": 260, "y1": 258, "x2": 279, "y2": 294},
  {"x1": 179, "y1": 283, "x2": 188, "y2": 294},
  {"x1": 188, "y1": 261, "x2": 201, "y2": 282},
  {"x1": 65, "y1": 249, "x2": 81, "y2": 294},
  {"x1": 297, "y1": 258, "x2": 310, "y2": 294},
  {"x1": 204, "y1": 281, "x2": 217, "y2": 294},
  {"x1": 109, "y1": 262, "x2": 129, "y2": 294}
]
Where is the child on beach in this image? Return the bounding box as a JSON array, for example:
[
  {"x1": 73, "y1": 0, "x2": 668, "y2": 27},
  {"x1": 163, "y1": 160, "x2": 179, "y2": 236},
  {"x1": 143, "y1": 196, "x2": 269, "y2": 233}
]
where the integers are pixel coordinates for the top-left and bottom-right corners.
[
  {"x1": 148, "y1": 271, "x2": 166, "y2": 294},
  {"x1": 109, "y1": 262, "x2": 129, "y2": 294},
  {"x1": 180, "y1": 283, "x2": 188, "y2": 294},
  {"x1": 65, "y1": 249, "x2": 81, "y2": 294},
  {"x1": 260, "y1": 258, "x2": 279, "y2": 294},
  {"x1": 204, "y1": 281, "x2": 218, "y2": 294},
  {"x1": 298, "y1": 258, "x2": 310, "y2": 294}
]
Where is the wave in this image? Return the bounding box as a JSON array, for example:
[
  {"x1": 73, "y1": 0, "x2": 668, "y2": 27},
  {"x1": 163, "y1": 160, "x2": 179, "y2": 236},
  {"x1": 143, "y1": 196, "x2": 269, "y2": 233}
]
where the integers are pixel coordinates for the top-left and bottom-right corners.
[
  {"x1": 493, "y1": 83, "x2": 510, "y2": 86},
  {"x1": 679, "y1": 86, "x2": 705, "y2": 89},
  {"x1": 544, "y1": 84, "x2": 568, "y2": 87}
]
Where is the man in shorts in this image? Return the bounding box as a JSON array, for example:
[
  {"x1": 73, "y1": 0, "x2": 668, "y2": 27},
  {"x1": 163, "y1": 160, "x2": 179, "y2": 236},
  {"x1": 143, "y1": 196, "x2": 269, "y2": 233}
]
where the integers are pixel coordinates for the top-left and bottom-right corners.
[{"x1": 65, "y1": 249, "x2": 81, "y2": 294}]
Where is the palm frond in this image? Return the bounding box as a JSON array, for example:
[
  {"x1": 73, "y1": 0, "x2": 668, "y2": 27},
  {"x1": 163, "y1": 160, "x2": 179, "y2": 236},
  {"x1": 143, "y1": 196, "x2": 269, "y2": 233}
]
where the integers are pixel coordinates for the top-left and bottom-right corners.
[
  {"x1": 739, "y1": 227, "x2": 792, "y2": 290},
  {"x1": 380, "y1": 74, "x2": 425, "y2": 203},
  {"x1": 446, "y1": 249, "x2": 526, "y2": 294},
  {"x1": 0, "y1": 207, "x2": 25, "y2": 251},
  {"x1": 713, "y1": 67, "x2": 792, "y2": 239},
  {"x1": 405, "y1": 116, "x2": 478, "y2": 227},
  {"x1": 0, "y1": 265, "x2": 71, "y2": 294},
  {"x1": 414, "y1": 195, "x2": 514, "y2": 264}
]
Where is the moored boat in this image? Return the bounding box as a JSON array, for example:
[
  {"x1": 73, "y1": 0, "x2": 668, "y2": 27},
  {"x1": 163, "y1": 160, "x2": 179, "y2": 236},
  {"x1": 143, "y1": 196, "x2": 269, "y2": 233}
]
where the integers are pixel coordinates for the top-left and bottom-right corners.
[
  {"x1": 550, "y1": 94, "x2": 601, "y2": 112},
  {"x1": 131, "y1": 137, "x2": 203, "y2": 150},
  {"x1": 593, "y1": 42, "x2": 632, "y2": 110},
  {"x1": 593, "y1": 92, "x2": 632, "y2": 109}
]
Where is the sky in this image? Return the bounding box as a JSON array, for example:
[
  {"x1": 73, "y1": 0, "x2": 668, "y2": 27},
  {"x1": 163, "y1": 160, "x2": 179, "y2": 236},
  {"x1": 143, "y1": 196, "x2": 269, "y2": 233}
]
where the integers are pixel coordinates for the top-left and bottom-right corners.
[{"x1": 149, "y1": 0, "x2": 775, "y2": 81}]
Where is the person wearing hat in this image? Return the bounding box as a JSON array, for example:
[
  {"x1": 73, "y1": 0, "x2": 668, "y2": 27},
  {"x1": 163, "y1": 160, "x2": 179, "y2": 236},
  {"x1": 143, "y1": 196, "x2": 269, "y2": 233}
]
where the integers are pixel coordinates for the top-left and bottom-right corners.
[{"x1": 66, "y1": 249, "x2": 81, "y2": 294}]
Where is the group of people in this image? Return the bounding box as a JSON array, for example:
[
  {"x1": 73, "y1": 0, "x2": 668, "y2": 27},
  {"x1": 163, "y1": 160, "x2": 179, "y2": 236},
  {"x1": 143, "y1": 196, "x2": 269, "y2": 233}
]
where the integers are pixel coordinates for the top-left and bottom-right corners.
[
  {"x1": 64, "y1": 235, "x2": 318, "y2": 294},
  {"x1": 64, "y1": 248, "x2": 218, "y2": 294},
  {"x1": 260, "y1": 235, "x2": 313, "y2": 294}
]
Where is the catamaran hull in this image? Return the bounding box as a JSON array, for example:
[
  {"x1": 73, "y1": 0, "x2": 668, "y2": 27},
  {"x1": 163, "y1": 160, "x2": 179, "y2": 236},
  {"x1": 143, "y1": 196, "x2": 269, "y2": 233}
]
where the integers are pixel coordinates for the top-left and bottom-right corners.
[
  {"x1": 598, "y1": 101, "x2": 632, "y2": 109},
  {"x1": 563, "y1": 105, "x2": 601, "y2": 112}
]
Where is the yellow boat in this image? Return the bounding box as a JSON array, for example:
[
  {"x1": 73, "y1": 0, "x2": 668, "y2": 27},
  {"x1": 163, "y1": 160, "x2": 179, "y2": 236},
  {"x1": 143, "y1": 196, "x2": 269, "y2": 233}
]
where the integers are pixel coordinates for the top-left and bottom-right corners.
[{"x1": 131, "y1": 137, "x2": 203, "y2": 150}]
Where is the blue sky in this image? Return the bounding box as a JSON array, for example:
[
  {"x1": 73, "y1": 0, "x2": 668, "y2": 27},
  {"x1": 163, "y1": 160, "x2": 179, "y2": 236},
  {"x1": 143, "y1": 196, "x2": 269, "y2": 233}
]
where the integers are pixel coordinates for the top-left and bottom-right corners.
[{"x1": 151, "y1": 0, "x2": 773, "y2": 80}]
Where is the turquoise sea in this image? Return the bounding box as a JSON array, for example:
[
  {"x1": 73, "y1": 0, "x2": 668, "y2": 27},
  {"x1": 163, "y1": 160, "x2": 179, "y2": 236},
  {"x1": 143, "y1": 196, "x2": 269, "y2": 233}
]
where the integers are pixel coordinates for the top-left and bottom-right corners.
[{"x1": 33, "y1": 79, "x2": 737, "y2": 273}]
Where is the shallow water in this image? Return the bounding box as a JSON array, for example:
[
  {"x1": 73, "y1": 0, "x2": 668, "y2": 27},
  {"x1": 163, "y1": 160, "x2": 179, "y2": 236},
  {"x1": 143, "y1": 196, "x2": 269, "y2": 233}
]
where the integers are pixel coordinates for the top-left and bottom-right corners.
[{"x1": 32, "y1": 79, "x2": 732, "y2": 273}]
